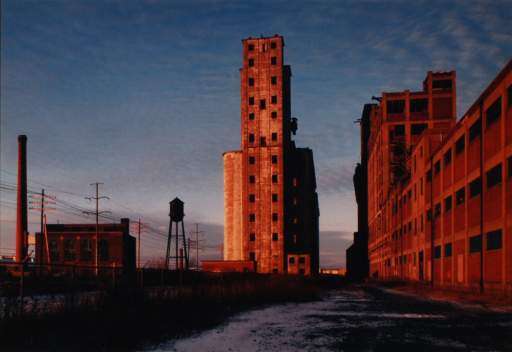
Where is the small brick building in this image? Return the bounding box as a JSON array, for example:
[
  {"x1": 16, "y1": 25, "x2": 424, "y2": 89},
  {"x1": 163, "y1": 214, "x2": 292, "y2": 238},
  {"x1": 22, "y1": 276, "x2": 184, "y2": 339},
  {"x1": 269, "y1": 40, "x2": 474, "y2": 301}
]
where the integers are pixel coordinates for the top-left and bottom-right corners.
[{"x1": 36, "y1": 218, "x2": 136, "y2": 273}]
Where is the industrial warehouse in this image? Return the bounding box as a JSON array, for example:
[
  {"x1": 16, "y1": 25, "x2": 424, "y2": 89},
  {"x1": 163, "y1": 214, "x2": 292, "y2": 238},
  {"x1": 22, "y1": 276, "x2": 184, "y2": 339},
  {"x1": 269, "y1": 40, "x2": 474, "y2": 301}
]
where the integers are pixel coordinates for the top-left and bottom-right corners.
[{"x1": 347, "y1": 60, "x2": 512, "y2": 293}]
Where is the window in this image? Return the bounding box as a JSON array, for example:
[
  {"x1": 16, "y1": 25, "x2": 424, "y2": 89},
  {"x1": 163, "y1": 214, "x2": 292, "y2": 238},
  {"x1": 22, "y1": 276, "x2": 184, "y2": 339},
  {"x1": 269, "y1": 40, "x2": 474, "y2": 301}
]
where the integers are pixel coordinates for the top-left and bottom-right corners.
[
  {"x1": 434, "y1": 203, "x2": 441, "y2": 217},
  {"x1": 249, "y1": 213, "x2": 255, "y2": 222},
  {"x1": 272, "y1": 174, "x2": 278, "y2": 183},
  {"x1": 249, "y1": 156, "x2": 255, "y2": 164},
  {"x1": 410, "y1": 98, "x2": 428, "y2": 113},
  {"x1": 260, "y1": 99, "x2": 266, "y2": 109},
  {"x1": 248, "y1": 44, "x2": 254, "y2": 51},
  {"x1": 248, "y1": 58, "x2": 254, "y2": 67},
  {"x1": 271, "y1": 133, "x2": 278, "y2": 141},
  {"x1": 387, "y1": 100, "x2": 405, "y2": 114},
  {"x1": 434, "y1": 161, "x2": 441, "y2": 175},
  {"x1": 469, "y1": 119, "x2": 481, "y2": 141},
  {"x1": 272, "y1": 193, "x2": 278, "y2": 202},
  {"x1": 486, "y1": 229, "x2": 502, "y2": 250},
  {"x1": 444, "y1": 195, "x2": 452, "y2": 211},
  {"x1": 434, "y1": 245, "x2": 441, "y2": 259},
  {"x1": 486, "y1": 97, "x2": 501, "y2": 127},
  {"x1": 508, "y1": 85, "x2": 512, "y2": 107},
  {"x1": 249, "y1": 233, "x2": 256, "y2": 241},
  {"x1": 249, "y1": 252, "x2": 255, "y2": 261},
  {"x1": 469, "y1": 234, "x2": 482, "y2": 253},
  {"x1": 49, "y1": 239, "x2": 59, "y2": 261},
  {"x1": 426, "y1": 170, "x2": 432, "y2": 182},
  {"x1": 272, "y1": 155, "x2": 278, "y2": 164},
  {"x1": 444, "y1": 243, "x2": 452, "y2": 257},
  {"x1": 298, "y1": 256, "x2": 305, "y2": 264},
  {"x1": 270, "y1": 41, "x2": 276, "y2": 49},
  {"x1": 271, "y1": 56, "x2": 277, "y2": 65},
  {"x1": 249, "y1": 112, "x2": 255, "y2": 120},
  {"x1": 487, "y1": 163, "x2": 502, "y2": 188},
  {"x1": 249, "y1": 194, "x2": 255, "y2": 202},
  {"x1": 432, "y1": 79, "x2": 452, "y2": 90},
  {"x1": 271, "y1": 96, "x2": 277, "y2": 104},
  {"x1": 272, "y1": 213, "x2": 278, "y2": 221},
  {"x1": 509, "y1": 156, "x2": 512, "y2": 179},
  {"x1": 249, "y1": 133, "x2": 254, "y2": 143},
  {"x1": 411, "y1": 123, "x2": 428, "y2": 135},
  {"x1": 272, "y1": 233, "x2": 278, "y2": 241},
  {"x1": 248, "y1": 77, "x2": 254, "y2": 86},
  {"x1": 444, "y1": 149, "x2": 452, "y2": 166},
  {"x1": 99, "y1": 239, "x2": 109, "y2": 261},
  {"x1": 260, "y1": 137, "x2": 266, "y2": 146},
  {"x1": 80, "y1": 239, "x2": 92, "y2": 261},
  {"x1": 271, "y1": 76, "x2": 277, "y2": 85},
  {"x1": 394, "y1": 125, "x2": 405, "y2": 136},
  {"x1": 456, "y1": 187, "x2": 465, "y2": 205},
  {"x1": 469, "y1": 177, "x2": 481, "y2": 198},
  {"x1": 63, "y1": 239, "x2": 76, "y2": 261},
  {"x1": 271, "y1": 111, "x2": 277, "y2": 119},
  {"x1": 249, "y1": 97, "x2": 255, "y2": 105},
  {"x1": 455, "y1": 135, "x2": 465, "y2": 155},
  {"x1": 249, "y1": 175, "x2": 255, "y2": 183}
]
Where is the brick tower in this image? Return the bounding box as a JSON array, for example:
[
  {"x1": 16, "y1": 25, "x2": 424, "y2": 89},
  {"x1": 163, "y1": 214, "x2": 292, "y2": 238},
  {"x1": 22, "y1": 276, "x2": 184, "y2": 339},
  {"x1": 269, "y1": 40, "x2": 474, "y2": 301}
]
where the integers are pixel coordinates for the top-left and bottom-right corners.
[{"x1": 224, "y1": 35, "x2": 319, "y2": 275}]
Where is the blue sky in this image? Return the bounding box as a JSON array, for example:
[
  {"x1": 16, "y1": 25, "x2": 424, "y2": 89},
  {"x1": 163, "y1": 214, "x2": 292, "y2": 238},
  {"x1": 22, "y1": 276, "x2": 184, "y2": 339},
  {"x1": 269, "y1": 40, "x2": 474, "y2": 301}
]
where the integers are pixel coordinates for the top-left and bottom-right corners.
[{"x1": 1, "y1": 0, "x2": 511, "y2": 267}]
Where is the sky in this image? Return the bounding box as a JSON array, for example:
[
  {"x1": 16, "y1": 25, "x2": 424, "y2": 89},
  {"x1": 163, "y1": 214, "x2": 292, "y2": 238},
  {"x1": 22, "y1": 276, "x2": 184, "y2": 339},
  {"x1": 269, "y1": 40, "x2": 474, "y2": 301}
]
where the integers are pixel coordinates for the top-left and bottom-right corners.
[{"x1": 1, "y1": 0, "x2": 511, "y2": 268}]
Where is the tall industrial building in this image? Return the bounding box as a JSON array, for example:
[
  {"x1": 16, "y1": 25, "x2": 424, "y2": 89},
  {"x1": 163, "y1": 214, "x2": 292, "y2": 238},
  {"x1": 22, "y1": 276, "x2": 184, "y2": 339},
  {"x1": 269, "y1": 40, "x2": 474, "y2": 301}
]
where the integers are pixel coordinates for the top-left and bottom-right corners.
[
  {"x1": 223, "y1": 35, "x2": 319, "y2": 275},
  {"x1": 348, "y1": 59, "x2": 512, "y2": 292}
]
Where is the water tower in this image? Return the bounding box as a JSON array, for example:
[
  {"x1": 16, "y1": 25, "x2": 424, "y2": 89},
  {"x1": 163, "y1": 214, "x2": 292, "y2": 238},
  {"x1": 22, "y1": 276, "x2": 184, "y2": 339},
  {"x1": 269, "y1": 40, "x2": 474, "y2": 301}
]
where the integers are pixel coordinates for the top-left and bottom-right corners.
[{"x1": 165, "y1": 197, "x2": 189, "y2": 270}]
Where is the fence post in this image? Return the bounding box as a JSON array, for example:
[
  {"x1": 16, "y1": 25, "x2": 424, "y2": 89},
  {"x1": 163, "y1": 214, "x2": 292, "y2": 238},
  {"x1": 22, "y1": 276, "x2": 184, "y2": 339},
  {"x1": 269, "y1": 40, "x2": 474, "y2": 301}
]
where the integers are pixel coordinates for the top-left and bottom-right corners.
[
  {"x1": 112, "y1": 262, "x2": 117, "y2": 289},
  {"x1": 71, "y1": 264, "x2": 76, "y2": 310}
]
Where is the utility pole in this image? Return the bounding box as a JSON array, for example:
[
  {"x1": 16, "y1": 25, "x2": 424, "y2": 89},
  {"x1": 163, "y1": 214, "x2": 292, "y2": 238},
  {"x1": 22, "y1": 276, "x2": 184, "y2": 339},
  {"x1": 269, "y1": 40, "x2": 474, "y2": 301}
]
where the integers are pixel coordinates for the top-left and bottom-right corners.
[
  {"x1": 189, "y1": 223, "x2": 204, "y2": 271},
  {"x1": 84, "y1": 183, "x2": 110, "y2": 276},
  {"x1": 29, "y1": 189, "x2": 56, "y2": 266},
  {"x1": 138, "y1": 218, "x2": 141, "y2": 269}
]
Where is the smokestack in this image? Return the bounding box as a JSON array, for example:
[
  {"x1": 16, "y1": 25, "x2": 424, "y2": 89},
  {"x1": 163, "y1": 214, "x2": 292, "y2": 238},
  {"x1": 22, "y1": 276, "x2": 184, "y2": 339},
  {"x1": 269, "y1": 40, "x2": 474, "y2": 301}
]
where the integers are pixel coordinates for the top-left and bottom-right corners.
[{"x1": 16, "y1": 135, "x2": 28, "y2": 262}]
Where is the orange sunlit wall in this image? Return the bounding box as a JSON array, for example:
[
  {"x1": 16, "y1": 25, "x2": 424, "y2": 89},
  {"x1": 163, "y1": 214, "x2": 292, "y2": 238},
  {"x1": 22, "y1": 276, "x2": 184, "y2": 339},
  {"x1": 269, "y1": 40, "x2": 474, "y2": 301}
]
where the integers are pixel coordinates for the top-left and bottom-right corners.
[{"x1": 366, "y1": 60, "x2": 512, "y2": 292}]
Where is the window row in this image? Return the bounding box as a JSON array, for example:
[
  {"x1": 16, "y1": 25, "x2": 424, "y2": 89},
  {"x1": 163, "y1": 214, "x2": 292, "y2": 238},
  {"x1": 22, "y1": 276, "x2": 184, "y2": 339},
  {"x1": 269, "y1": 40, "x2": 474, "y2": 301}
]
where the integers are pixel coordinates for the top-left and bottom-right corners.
[
  {"x1": 248, "y1": 213, "x2": 280, "y2": 222},
  {"x1": 248, "y1": 133, "x2": 279, "y2": 144},
  {"x1": 249, "y1": 193, "x2": 279, "y2": 202},
  {"x1": 248, "y1": 155, "x2": 279, "y2": 164},
  {"x1": 248, "y1": 96, "x2": 278, "y2": 107},
  {"x1": 248, "y1": 76, "x2": 278, "y2": 86},
  {"x1": 248, "y1": 111, "x2": 279, "y2": 120},
  {"x1": 247, "y1": 56, "x2": 278, "y2": 67},
  {"x1": 247, "y1": 41, "x2": 278, "y2": 52}
]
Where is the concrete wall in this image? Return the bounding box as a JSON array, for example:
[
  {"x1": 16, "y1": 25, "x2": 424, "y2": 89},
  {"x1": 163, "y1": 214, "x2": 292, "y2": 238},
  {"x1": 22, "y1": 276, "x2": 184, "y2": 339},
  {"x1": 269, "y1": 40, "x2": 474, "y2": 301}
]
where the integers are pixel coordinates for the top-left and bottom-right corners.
[{"x1": 224, "y1": 151, "x2": 243, "y2": 260}]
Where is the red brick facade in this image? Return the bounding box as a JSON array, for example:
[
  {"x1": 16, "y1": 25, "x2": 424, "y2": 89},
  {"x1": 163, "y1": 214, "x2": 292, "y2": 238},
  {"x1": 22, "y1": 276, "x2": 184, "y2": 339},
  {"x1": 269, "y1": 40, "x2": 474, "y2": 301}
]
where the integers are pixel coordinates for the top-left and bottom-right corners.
[{"x1": 366, "y1": 60, "x2": 512, "y2": 292}]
